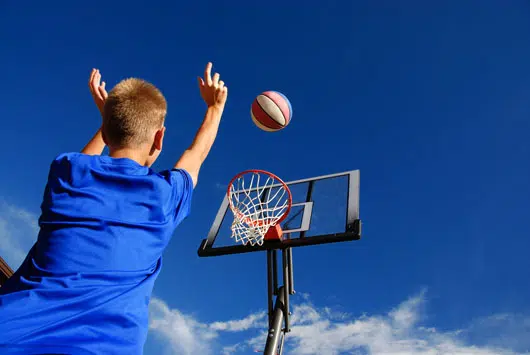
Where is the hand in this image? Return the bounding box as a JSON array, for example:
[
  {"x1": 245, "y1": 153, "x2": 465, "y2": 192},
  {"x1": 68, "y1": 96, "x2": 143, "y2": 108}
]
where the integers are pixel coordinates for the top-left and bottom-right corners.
[
  {"x1": 198, "y1": 62, "x2": 228, "y2": 109},
  {"x1": 88, "y1": 68, "x2": 108, "y2": 116}
]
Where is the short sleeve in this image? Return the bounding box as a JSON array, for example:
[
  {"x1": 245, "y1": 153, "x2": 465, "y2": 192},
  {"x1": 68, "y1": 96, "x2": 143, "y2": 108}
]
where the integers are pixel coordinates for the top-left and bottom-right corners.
[
  {"x1": 167, "y1": 168, "x2": 194, "y2": 225},
  {"x1": 40, "y1": 153, "x2": 79, "y2": 212}
]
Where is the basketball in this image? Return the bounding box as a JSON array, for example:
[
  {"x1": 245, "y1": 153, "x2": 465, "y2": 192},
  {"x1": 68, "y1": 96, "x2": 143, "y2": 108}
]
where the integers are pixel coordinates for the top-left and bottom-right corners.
[{"x1": 251, "y1": 91, "x2": 292, "y2": 131}]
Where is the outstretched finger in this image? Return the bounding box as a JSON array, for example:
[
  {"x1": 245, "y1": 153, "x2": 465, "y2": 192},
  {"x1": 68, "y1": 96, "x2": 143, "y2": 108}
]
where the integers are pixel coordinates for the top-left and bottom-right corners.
[
  {"x1": 204, "y1": 62, "x2": 212, "y2": 86},
  {"x1": 98, "y1": 81, "x2": 108, "y2": 100},
  {"x1": 95, "y1": 70, "x2": 101, "y2": 87},
  {"x1": 212, "y1": 72, "x2": 220, "y2": 86},
  {"x1": 89, "y1": 80, "x2": 97, "y2": 96},
  {"x1": 89, "y1": 68, "x2": 96, "y2": 87},
  {"x1": 90, "y1": 70, "x2": 100, "y2": 91}
]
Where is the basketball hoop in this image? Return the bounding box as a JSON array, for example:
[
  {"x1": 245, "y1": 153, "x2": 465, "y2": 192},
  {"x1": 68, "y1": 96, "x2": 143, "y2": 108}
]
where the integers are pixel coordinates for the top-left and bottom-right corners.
[{"x1": 227, "y1": 170, "x2": 292, "y2": 246}]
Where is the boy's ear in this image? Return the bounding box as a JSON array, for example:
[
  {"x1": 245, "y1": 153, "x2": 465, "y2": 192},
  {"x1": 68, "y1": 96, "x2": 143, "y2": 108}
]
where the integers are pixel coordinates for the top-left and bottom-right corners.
[
  {"x1": 154, "y1": 126, "x2": 165, "y2": 151},
  {"x1": 101, "y1": 128, "x2": 108, "y2": 145}
]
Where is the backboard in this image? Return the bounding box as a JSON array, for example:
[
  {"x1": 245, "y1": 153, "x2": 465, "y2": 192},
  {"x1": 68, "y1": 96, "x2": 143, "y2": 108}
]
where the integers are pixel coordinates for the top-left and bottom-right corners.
[{"x1": 197, "y1": 170, "x2": 361, "y2": 257}]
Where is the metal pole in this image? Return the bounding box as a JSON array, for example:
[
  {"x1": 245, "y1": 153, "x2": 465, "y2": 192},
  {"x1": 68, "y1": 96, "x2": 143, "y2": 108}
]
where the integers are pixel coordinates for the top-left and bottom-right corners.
[
  {"x1": 282, "y1": 249, "x2": 290, "y2": 332},
  {"x1": 278, "y1": 330, "x2": 286, "y2": 355},
  {"x1": 272, "y1": 249, "x2": 278, "y2": 295},
  {"x1": 264, "y1": 286, "x2": 286, "y2": 355},
  {"x1": 267, "y1": 250, "x2": 274, "y2": 328},
  {"x1": 287, "y1": 247, "x2": 294, "y2": 295}
]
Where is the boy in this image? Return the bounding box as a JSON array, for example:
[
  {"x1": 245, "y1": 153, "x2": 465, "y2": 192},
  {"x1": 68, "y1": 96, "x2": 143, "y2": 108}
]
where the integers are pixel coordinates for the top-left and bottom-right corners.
[{"x1": 0, "y1": 62, "x2": 227, "y2": 354}]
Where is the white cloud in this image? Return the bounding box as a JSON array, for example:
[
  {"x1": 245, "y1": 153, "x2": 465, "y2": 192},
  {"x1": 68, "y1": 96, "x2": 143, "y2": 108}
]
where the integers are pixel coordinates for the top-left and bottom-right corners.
[
  {"x1": 273, "y1": 289, "x2": 529, "y2": 355},
  {"x1": 464, "y1": 313, "x2": 530, "y2": 351},
  {"x1": 278, "y1": 291, "x2": 528, "y2": 355},
  {"x1": 210, "y1": 311, "x2": 267, "y2": 331},
  {"x1": 0, "y1": 200, "x2": 39, "y2": 269},
  {"x1": 148, "y1": 298, "x2": 219, "y2": 355},
  {"x1": 148, "y1": 297, "x2": 266, "y2": 355},
  {"x1": 148, "y1": 291, "x2": 529, "y2": 355}
]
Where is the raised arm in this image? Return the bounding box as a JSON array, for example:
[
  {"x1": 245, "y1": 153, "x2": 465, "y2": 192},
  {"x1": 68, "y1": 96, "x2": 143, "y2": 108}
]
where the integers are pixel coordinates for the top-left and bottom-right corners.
[
  {"x1": 174, "y1": 62, "x2": 228, "y2": 187},
  {"x1": 81, "y1": 69, "x2": 108, "y2": 155}
]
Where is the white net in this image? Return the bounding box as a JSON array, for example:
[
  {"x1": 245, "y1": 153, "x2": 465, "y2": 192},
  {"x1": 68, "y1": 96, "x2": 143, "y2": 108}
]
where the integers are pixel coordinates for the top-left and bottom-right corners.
[{"x1": 228, "y1": 171, "x2": 291, "y2": 246}]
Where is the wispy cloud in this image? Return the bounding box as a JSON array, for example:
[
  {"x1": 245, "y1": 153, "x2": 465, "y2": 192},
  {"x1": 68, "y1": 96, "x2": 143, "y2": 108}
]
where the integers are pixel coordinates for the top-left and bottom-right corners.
[
  {"x1": 148, "y1": 298, "x2": 266, "y2": 355},
  {"x1": 464, "y1": 313, "x2": 530, "y2": 352},
  {"x1": 210, "y1": 311, "x2": 267, "y2": 331},
  {"x1": 148, "y1": 290, "x2": 529, "y2": 355},
  {"x1": 281, "y1": 289, "x2": 518, "y2": 355},
  {"x1": 0, "y1": 200, "x2": 39, "y2": 269},
  {"x1": 148, "y1": 298, "x2": 219, "y2": 355}
]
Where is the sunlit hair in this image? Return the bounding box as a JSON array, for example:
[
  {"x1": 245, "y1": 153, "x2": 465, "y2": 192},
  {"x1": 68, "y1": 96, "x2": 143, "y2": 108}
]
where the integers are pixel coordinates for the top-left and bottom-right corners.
[{"x1": 102, "y1": 78, "x2": 167, "y2": 148}]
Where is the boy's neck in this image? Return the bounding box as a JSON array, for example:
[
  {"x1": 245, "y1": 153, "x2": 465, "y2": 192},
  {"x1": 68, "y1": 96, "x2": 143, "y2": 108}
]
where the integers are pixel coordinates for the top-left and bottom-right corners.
[{"x1": 109, "y1": 147, "x2": 149, "y2": 167}]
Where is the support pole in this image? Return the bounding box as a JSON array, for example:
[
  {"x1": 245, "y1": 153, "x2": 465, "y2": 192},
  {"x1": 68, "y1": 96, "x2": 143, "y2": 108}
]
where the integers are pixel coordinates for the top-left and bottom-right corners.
[
  {"x1": 264, "y1": 286, "x2": 286, "y2": 355},
  {"x1": 287, "y1": 247, "x2": 294, "y2": 295},
  {"x1": 264, "y1": 244, "x2": 295, "y2": 352},
  {"x1": 272, "y1": 249, "x2": 278, "y2": 295},
  {"x1": 282, "y1": 249, "x2": 290, "y2": 332},
  {"x1": 266, "y1": 250, "x2": 274, "y2": 328}
]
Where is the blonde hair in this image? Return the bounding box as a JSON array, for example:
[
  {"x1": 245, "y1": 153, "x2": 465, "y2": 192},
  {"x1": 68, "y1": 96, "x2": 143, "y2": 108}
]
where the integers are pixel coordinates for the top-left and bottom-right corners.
[{"x1": 103, "y1": 78, "x2": 167, "y2": 148}]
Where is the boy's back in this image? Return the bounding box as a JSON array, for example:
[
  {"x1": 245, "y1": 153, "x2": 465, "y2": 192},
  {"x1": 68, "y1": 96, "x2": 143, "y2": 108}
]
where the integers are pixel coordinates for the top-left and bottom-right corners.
[
  {"x1": 0, "y1": 152, "x2": 193, "y2": 354},
  {"x1": 0, "y1": 63, "x2": 228, "y2": 354}
]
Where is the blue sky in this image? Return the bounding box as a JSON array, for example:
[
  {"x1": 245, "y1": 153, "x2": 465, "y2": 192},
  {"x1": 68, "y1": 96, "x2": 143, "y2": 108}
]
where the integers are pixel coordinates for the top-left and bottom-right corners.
[{"x1": 1, "y1": 1, "x2": 529, "y2": 354}]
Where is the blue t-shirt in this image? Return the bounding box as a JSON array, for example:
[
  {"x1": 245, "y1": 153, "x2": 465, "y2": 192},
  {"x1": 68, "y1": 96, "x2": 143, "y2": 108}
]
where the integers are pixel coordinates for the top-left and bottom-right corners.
[{"x1": 0, "y1": 152, "x2": 193, "y2": 354}]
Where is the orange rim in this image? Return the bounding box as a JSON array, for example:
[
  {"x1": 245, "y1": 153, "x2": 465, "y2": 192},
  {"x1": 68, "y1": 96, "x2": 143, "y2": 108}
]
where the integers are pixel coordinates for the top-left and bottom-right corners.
[{"x1": 227, "y1": 169, "x2": 292, "y2": 228}]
